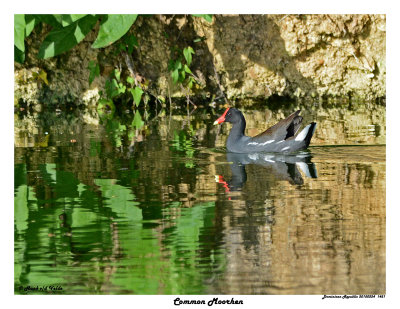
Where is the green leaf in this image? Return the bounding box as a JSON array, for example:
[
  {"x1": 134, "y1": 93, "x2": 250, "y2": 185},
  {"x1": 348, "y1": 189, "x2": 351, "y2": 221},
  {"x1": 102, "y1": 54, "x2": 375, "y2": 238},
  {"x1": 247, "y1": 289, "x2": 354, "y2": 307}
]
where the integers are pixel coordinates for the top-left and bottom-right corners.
[
  {"x1": 114, "y1": 69, "x2": 122, "y2": 82},
  {"x1": 130, "y1": 86, "x2": 143, "y2": 107},
  {"x1": 180, "y1": 70, "x2": 186, "y2": 81},
  {"x1": 38, "y1": 15, "x2": 99, "y2": 59},
  {"x1": 14, "y1": 45, "x2": 25, "y2": 63},
  {"x1": 193, "y1": 37, "x2": 206, "y2": 43},
  {"x1": 125, "y1": 34, "x2": 138, "y2": 54},
  {"x1": 117, "y1": 42, "x2": 126, "y2": 53},
  {"x1": 88, "y1": 60, "x2": 100, "y2": 85},
  {"x1": 33, "y1": 70, "x2": 49, "y2": 85},
  {"x1": 14, "y1": 14, "x2": 25, "y2": 52},
  {"x1": 92, "y1": 14, "x2": 138, "y2": 48},
  {"x1": 106, "y1": 78, "x2": 123, "y2": 98},
  {"x1": 184, "y1": 64, "x2": 192, "y2": 74},
  {"x1": 52, "y1": 14, "x2": 63, "y2": 25},
  {"x1": 111, "y1": 79, "x2": 119, "y2": 93},
  {"x1": 105, "y1": 80, "x2": 112, "y2": 97},
  {"x1": 183, "y1": 46, "x2": 194, "y2": 66},
  {"x1": 168, "y1": 59, "x2": 181, "y2": 72},
  {"x1": 61, "y1": 14, "x2": 87, "y2": 27},
  {"x1": 117, "y1": 82, "x2": 126, "y2": 94},
  {"x1": 192, "y1": 14, "x2": 213, "y2": 23},
  {"x1": 175, "y1": 60, "x2": 182, "y2": 70},
  {"x1": 171, "y1": 69, "x2": 179, "y2": 84},
  {"x1": 126, "y1": 76, "x2": 134, "y2": 84},
  {"x1": 36, "y1": 14, "x2": 63, "y2": 29},
  {"x1": 25, "y1": 15, "x2": 36, "y2": 37},
  {"x1": 132, "y1": 111, "x2": 144, "y2": 129}
]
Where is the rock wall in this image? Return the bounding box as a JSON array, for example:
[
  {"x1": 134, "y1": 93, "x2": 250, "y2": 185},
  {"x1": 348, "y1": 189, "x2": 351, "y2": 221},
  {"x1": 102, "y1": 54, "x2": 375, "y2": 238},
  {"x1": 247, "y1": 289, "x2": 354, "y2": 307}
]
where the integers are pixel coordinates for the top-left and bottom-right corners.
[
  {"x1": 193, "y1": 14, "x2": 386, "y2": 100},
  {"x1": 14, "y1": 14, "x2": 386, "y2": 106}
]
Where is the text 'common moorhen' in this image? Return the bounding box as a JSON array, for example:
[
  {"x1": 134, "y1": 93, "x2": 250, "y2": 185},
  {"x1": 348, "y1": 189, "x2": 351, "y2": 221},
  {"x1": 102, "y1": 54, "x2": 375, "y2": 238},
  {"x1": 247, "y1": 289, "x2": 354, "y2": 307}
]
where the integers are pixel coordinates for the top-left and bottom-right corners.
[{"x1": 214, "y1": 108, "x2": 316, "y2": 153}]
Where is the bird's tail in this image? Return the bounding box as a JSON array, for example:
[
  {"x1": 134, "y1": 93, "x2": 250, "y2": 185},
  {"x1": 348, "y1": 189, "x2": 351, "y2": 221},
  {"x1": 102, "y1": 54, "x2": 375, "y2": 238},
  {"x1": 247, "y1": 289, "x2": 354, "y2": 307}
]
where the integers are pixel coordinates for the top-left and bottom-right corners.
[{"x1": 295, "y1": 122, "x2": 317, "y2": 147}]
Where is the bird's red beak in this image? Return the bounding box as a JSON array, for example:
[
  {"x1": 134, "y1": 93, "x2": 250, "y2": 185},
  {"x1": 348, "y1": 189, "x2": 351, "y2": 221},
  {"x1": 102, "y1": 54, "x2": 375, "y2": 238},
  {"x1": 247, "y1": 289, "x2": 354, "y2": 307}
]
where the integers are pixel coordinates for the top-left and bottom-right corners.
[{"x1": 213, "y1": 108, "x2": 230, "y2": 125}]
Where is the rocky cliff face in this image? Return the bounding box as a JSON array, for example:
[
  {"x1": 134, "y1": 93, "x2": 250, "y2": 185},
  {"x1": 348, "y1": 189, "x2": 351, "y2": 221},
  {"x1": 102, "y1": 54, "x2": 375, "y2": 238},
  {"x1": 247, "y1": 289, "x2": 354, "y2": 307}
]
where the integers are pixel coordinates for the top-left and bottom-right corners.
[
  {"x1": 14, "y1": 14, "x2": 386, "y2": 106},
  {"x1": 193, "y1": 14, "x2": 385, "y2": 100}
]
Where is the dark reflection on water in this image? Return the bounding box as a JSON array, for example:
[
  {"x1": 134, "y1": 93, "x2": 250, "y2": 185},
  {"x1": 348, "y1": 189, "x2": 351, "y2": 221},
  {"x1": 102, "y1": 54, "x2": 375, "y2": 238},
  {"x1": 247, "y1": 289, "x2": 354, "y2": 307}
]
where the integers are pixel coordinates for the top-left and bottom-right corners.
[
  {"x1": 218, "y1": 152, "x2": 318, "y2": 191},
  {"x1": 14, "y1": 103, "x2": 385, "y2": 294}
]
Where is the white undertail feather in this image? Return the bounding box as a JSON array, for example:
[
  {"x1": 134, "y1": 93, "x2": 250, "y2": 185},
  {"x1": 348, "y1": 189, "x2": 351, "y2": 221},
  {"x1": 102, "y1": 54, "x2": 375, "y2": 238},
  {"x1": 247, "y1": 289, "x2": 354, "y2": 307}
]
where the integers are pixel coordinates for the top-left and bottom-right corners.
[{"x1": 295, "y1": 123, "x2": 312, "y2": 141}]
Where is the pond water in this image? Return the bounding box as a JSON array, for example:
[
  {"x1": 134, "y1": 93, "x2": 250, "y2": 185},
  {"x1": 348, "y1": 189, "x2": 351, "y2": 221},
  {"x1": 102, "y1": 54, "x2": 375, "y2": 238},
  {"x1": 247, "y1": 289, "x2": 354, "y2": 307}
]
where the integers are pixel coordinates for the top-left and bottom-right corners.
[{"x1": 14, "y1": 100, "x2": 385, "y2": 295}]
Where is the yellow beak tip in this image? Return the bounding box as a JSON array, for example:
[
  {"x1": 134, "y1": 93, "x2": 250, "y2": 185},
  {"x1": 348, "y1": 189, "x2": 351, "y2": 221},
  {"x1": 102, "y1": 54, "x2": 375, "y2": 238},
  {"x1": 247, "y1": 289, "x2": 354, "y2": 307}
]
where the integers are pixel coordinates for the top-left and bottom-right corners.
[{"x1": 213, "y1": 120, "x2": 219, "y2": 125}]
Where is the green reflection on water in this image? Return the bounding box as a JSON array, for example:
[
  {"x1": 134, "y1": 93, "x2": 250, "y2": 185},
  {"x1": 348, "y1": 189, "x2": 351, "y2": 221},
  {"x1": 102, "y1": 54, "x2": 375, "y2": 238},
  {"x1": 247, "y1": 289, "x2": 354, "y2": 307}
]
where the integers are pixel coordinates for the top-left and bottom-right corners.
[
  {"x1": 14, "y1": 161, "x2": 222, "y2": 294},
  {"x1": 110, "y1": 202, "x2": 218, "y2": 294}
]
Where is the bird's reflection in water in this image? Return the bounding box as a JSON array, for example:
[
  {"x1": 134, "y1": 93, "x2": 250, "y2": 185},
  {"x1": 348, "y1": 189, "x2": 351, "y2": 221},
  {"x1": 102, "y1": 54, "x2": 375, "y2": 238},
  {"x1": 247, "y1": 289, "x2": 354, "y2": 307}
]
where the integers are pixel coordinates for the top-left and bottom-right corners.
[{"x1": 217, "y1": 151, "x2": 318, "y2": 192}]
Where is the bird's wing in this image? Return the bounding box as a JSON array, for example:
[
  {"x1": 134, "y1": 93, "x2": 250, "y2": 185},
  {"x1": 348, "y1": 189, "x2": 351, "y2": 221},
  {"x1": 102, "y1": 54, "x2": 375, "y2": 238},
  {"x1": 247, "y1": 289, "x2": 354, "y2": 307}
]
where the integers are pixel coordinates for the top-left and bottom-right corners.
[{"x1": 252, "y1": 110, "x2": 303, "y2": 142}]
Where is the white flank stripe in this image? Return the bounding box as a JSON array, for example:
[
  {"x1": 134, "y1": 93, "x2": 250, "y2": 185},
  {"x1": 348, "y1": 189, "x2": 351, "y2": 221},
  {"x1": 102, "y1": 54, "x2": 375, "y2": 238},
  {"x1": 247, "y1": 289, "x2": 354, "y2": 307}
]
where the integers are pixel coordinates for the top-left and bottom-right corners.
[
  {"x1": 248, "y1": 140, "x2": 275, "y2": 146},
  {"x1": 282, "y1": 146, "x2": 290, "y2": 151},
  {"x1": 260, "y1": 140, "x2": 274, "y2": 145}
]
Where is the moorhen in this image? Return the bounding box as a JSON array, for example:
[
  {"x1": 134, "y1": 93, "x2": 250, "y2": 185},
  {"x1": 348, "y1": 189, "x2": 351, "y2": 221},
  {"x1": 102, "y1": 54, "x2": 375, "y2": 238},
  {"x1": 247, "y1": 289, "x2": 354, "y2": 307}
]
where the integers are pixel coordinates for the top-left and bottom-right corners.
[{"x1": 214, "y1": 108, "x2": 316, "y2": 153}]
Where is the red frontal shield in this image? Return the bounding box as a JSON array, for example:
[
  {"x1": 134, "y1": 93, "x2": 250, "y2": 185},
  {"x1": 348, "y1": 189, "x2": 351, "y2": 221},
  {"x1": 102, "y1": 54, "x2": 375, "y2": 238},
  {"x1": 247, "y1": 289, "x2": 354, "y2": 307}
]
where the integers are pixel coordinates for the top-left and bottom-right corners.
[{"x1": 213, "y1": 108, "x2": 230, "y2": 125}]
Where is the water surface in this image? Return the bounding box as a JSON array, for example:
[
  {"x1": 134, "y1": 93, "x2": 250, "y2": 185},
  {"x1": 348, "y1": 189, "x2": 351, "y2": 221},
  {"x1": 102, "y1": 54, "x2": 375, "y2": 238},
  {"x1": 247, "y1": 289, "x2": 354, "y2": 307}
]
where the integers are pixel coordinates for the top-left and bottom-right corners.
[{"x1": 14, "y1": 101, "x2": 385, "y2": 294}]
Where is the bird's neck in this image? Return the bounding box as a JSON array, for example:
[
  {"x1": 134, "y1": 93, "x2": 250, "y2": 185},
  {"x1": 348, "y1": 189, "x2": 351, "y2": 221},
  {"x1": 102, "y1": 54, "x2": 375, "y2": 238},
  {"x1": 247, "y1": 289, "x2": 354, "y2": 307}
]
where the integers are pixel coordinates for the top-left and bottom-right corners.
[{"x1": 228, "y1": 117, "x2": 246, "y2": 142}]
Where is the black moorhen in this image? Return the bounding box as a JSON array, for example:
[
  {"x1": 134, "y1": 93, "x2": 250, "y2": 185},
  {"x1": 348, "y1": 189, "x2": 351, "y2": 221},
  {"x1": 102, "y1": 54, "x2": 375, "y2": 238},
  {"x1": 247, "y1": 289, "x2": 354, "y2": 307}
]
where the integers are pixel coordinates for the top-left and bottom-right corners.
[{"x1": 213, "y1": 108, "x2": 316, "y2": 153}]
